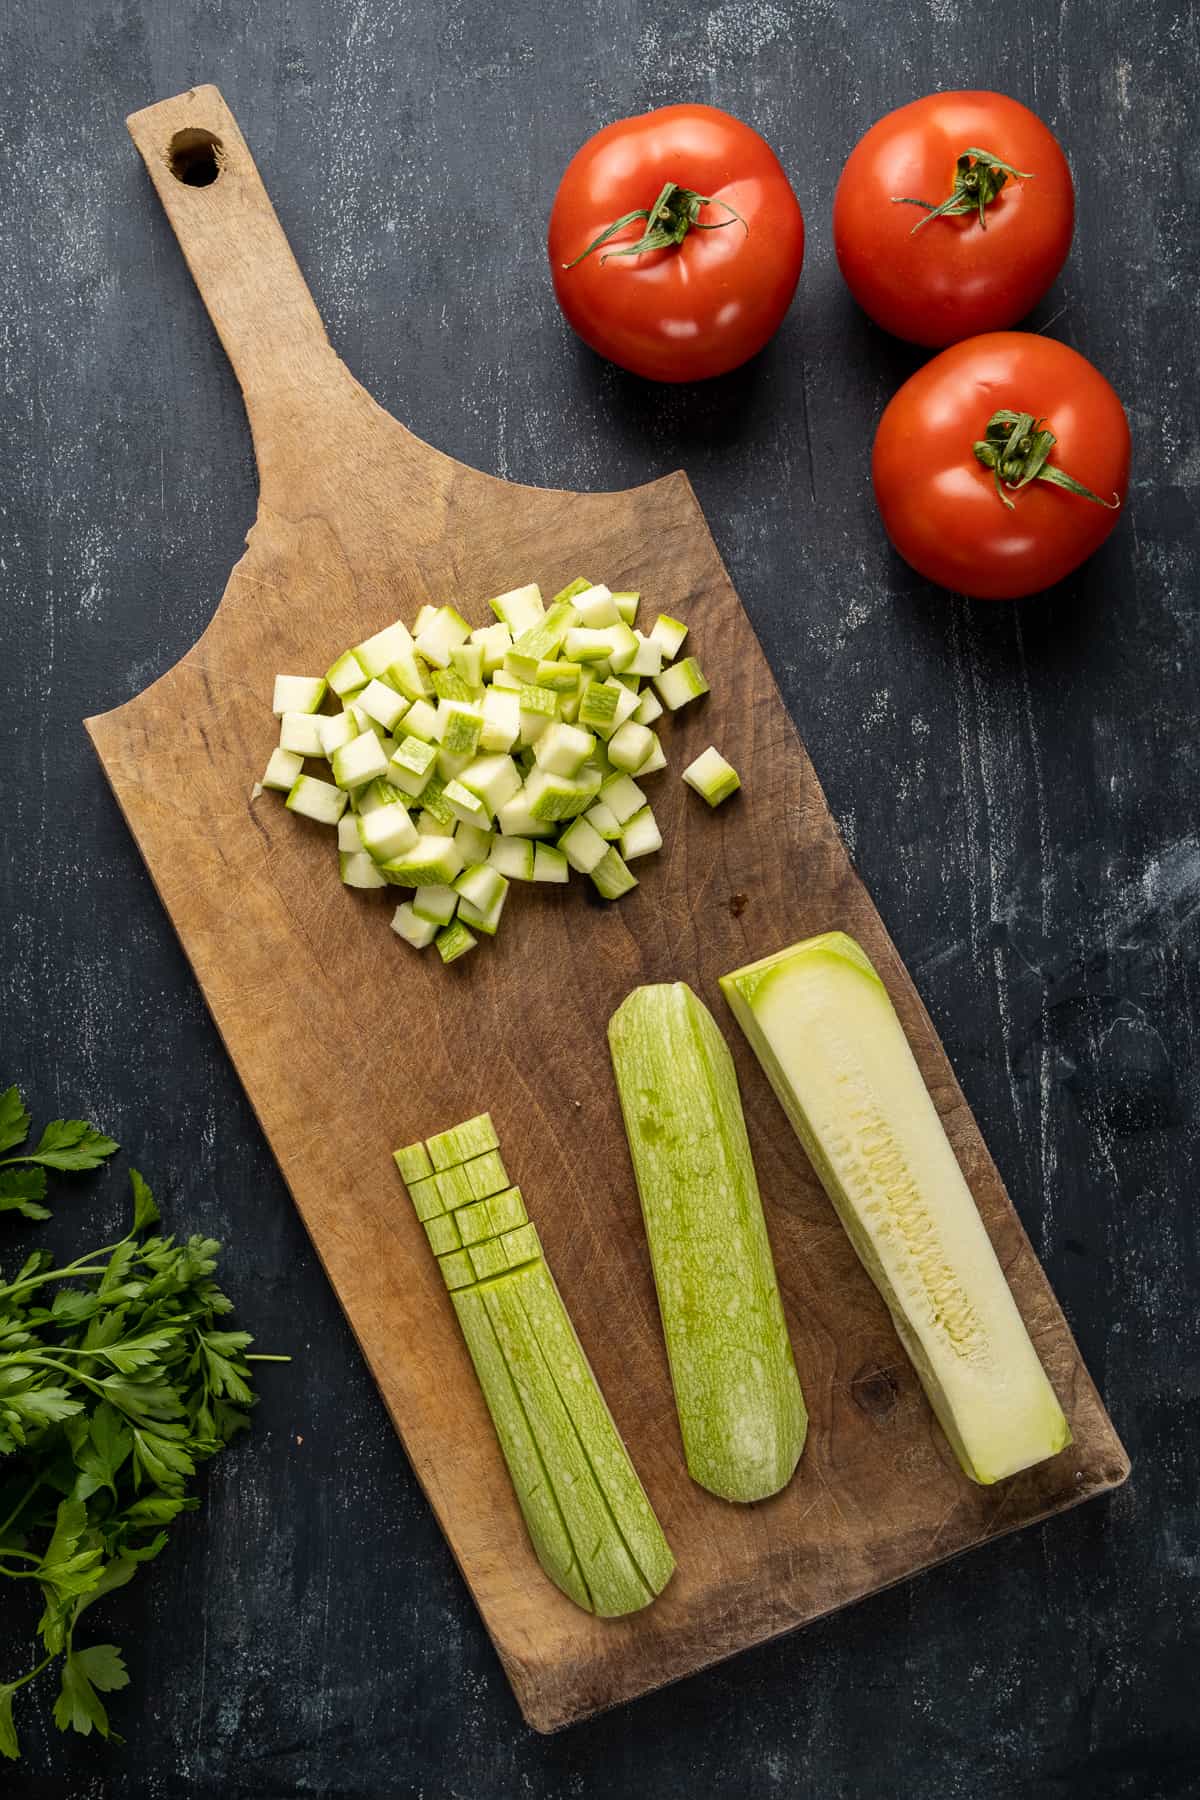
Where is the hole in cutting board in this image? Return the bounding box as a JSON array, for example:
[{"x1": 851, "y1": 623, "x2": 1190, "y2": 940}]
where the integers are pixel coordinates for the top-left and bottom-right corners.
[{"x1": 168, "y1": 128, "x2": 223, "y2": 187}]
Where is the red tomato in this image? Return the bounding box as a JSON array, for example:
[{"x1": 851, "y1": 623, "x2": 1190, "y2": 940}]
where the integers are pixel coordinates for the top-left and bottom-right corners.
[
  {"x1": 872, "y1": 333, "x2": 1130, "y2": 599},
  {"x1": 548, "y1": 105, "x2": 804, "y2": 383},
  {"x1": 834, "y1": 92, "x2": 1074, "y2": 347}
]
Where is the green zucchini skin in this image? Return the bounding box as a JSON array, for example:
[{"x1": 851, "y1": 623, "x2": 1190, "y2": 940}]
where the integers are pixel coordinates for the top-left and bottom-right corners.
[{"x1": 608, "y1": 983, "x2": 807, "y2": 1503}]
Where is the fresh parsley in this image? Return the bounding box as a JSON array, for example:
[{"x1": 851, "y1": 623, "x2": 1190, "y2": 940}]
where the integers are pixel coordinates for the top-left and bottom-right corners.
[{"x1": 0, "y1": 1082, "x2": 284, "y2": 1761}]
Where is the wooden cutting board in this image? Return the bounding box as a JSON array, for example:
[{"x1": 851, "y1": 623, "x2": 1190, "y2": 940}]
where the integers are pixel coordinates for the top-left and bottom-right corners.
[{"x1": 88, "y1": 86, "x2": 1129, "y2": 1733}]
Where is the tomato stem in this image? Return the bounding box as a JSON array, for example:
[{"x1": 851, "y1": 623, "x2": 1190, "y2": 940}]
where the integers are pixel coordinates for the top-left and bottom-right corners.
[
  {"x1": 564, "y1": 180, "x2": 747, "y2": 268},
  {"x1": 973, "y1": 409, "x2": 1122, "y2": 511},
  {"x1": 892, "y1": 147, "x2": 1033, "y2": 233}
]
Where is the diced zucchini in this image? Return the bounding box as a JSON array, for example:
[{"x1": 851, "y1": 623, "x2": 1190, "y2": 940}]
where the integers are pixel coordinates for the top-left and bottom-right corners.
[
  {"x1": 406, "y1": 1172, "x2": 444, "y2": 1221},
  {"x1": 621, "y1": 807, "x2": 663, "y2": 859},
  {"x1": 533, "y1": 722, "x2": 596, "y2": 778},
  {"x1": 393, "y1": 1140, "x2": 433, "y2": 1183},
  {"x1": 524, "y1": 768, "x2": 599, "y2": 823},
  {"x1": 499, "y1": 1221, "x2": 541, "y2": 1268},
  {"x1": 590, "y1": 847, "x2": 638, "y2": 900},
  {"x1": 436, "y1": 1161, "x2": 477, "y2": 1213},
  {"x1": 511, "y1": 598, "x2": 578, "y2": 665},
  {"x1": 489, "y1": 583, "x2": 544, "y2": 633},
  {"x1": 591, "y1": 680, "x2": 640, "y2": 741},
  {"x1": 488, "y1": 836, "x2": 535, "y2": 881},
  {"x1": 318, "y1": 712, "x2": 358, "y2": 757},
  {"x1": 439, "y1": 1249, "x2": 477, "y2": 1291},
  {"x1": 633, "y1": 687, "x2": 663, "y2": 727},
  {"x1": 431, "y1": 667, "x2": 476, "y2": 702},
  {"x1": 536, "y1": 659, "x2": 581, "y2": 693},
  {"x1": 479, "y1": 687, "x2": 520, "y2": 752},
  {"x1": 279, "y1": 710, "x2": 326, "y2": 757},
  {"x1": 612, "y1": 591, "x2": 640, "y2": 625},
  {"x1": 262, "y1": 747, "x2": 304, "y2": 792},
  {"x1": 459, "y1": 753, "x2": 522, "y2": 814},
  {"x1": 425, "y1": 1212, "x2": 462, "y2": 1256},
  {"x1": 608, "y1": 983, "x2": 807, "y2": 1502},
  {"x1": 412, "y1": 883, "x2": 458, "y2": 925},
  {"x1": 490, "y1": 669, "x2": 523, "y2": 693},
  {"x1": 636, "y1": 737, "x2": 667, "y2": 775},
  {"x1": 415, "y1": 605, "x2": 472, "y2": 669},
  {"x1": 468, "y1": 1237, "x2": 511, "y2": 1281},
  {"x1": 381, "y1": 835, "x2": 464, "y2": 888},
  {"x1": 273, "y1": 674, "x2": 327, "y2": 716},
  {"x1": 412, "y1": 604, "x2": 438, "y2": 636},
  {"x1": 451, "y1": 641, "x2": 485, "y2": 690},
  {"x1": 463, "y1": 1149, "x2": 511, "y2": 1202},
  {"x1": 559, "y1": 816, "x2": 608, "y2": 874},
  {"x1": 626, "y1": 634, "x2": 663, "y2": 678},
  {"x1": 583, "y1": 801, "x2": 621, "y2": 841},
  {"x1": 436, "y1": 919, "x2": 477, "y2": 963},
  {"x1": 565, "y1": 624, "x2": 636, "y2": 666},
  {"x1": 654, "y1": 656, "x2": 709, "y2": 712},
  {"x1": 496, "y1": 791, "x2": 556, "y2": 839},
  {"x1": 487, "y1": 1186, "x2": 529, "y2": 1235},
  {"x1": 607, "y1": 721, "x2": 655, "y2": 774},
  {"x1": 356, "y1": 802, "x2": 417, "y2": 863},
  {"x1": 441, "y1": 779, "x2": 489, "y2": 829},
  {"x1": 354, "y1": 777, "x2": 405, "y2": 816},
  {"x1": 683, "y1": 746, "x2": 740, "y2": 807},
  {"x1": 439, "y1": 701, "x2": 484, "y2": 756},
  {"x1": 455, "y1": 863, "x2": 508, "y2": 916},
  {"x1": 427, "y1": 1112, "x2": 499, "y2": 1170},
  {"x1": 339, "y1": 850, "x2": 387, "y2": 889},
  {"x1": 458, "y1": 885, "x2": 508, "y2": 936},
  {"x1": 388, "y1": 734, "x2": 438, "y2": 798},
  {"x1": 533, "y1": 842, "x2": 569, "y2": 882},
  {"x1": 719, "y1": 933, "x2": 1072, "y2": 1484},
  {"x1": 598, "y1": 773, "x2": 647, "y2": 826},
  {"x1": 454, "y1": 823, "x2": 494, "y2": 866},
  {"x1": 331, "y1": 732, "x2": 390, "y2": 792},
  {"x1": 400, "y1": 698, "x2": 439, "y2": 744},
  {"x1": 286, "y1": 774, "x2": 348, "y2": 825},
  {"x1": 571, "y1": 584, "x2": 619, "y2": 627},
  {"x1": 436, "y1": 746, "x2": 472, "y2": 784},
  {"x1": 357, "y1": 678, "x2": 410, "y2": 733},
  {"x1": 326, "y1": 648, "x2": 368, "y2": 698},
  {"x1": 391, "y1": 902, "x2": 438, "y2": 947},
  {"x1": 648, "y1": 614, "x2": 688, "y2": 660},
  {"x1": 518, "y1": 684, "x2": 559, "y2": 746},
  {"x1": 355, "y1": 620, "x2": 417, "y2": 679},
  {"x1": 337, "y1": 813, "x2": 363, "y2": 851},
  {"x1": 578, "y1": 679, "x2": 619, "y2": 732}
]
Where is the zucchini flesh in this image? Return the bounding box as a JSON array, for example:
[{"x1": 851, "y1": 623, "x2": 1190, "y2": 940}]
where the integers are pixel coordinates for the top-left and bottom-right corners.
[
  {"x1": 608, "y1": 982, "x2": 807, "y2": 1502},
  {"x1": 394, "y1": 1114, "x2": 674, "y2": 1615},
  {"x1": 720, "y1": 933, "x2": 1071, "y2": 1485}
]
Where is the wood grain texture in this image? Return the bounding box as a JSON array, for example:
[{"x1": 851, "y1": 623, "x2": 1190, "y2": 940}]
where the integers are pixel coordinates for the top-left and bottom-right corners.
[{"x1": 85, "y1": 86, "x2": 1127, "y2": 1733}]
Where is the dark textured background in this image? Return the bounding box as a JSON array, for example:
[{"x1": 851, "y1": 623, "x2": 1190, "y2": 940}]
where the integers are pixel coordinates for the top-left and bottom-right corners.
[{"x1": 3, "y1": 0, "x2": 1196, "y2": 1795}]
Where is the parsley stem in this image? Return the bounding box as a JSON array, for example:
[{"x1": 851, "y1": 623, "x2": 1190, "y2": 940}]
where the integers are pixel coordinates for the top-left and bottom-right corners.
[{"x1": 0, "y1": 1652, "x2": 54, "y2": 1694}]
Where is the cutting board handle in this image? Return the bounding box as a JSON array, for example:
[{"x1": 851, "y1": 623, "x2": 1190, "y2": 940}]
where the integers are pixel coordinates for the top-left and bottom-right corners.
[{"x1": 126, "y1": 86, "x2": 354, "y2": 447}]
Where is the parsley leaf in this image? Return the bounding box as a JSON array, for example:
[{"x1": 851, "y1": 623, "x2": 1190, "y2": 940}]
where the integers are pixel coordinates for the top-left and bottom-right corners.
[
  {"x1": 7, "y1": 1118, "x2": 120, "y2": 1174},
  {"x1": 0, "y1": 1169, "x2": 49, "y2": 1222},
  {"x1": 53, "y1": 1644, "x2": 128, "y2": 1739},
  {"x1": 0, "y1": 1685, "x2": 19, "y2": 1761},
  {"x1": 0, "y1": 1087, "x2": 31, "y2": 1158}
]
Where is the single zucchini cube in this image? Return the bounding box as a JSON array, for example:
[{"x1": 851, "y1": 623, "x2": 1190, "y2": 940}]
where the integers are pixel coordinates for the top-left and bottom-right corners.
[
  {"x1": 467, "y1": 1237, "x2": 510, "y2": 1282},
  {"x1": 578, "y1": 680, "x2": 619, "y2": 732},
  {"x1": 537, "y1": 659, "x2": 581, "y2": 693},
  {"x1": 591, "y1": 680, "x2": 640, "y2": 741},
  {"x1": 413, "y1": 605, "x2": 437, "y2": 635},
  {"x1": 626, "y1": 634, "x2": 663, "y2": 678},
  {"x1": 340, "y1": 850, "x2": 387, "y2": 889},
  {"x1": 427, "y1": 1112, "x2": 499, "y2": 1171},
  {"x1": 391, "y1": 903, "x2": 437, "y2": 947},
  {"x1": 608, "y1": 721, "x2": 655, "y2": 774},
  {"x1": 499, "y1": 1221, "x2": 541, "y2": 1268},
  {"x1": 358, "y1": 678, "x2": 410, "y2": 733},
  {"x1": 388, "y1": 734, "x2": 438, "y2": 798},
  {"x1": 489, "y1": 582, "x2": 544, "y2": 633},
  {"x1": 457, "y1": 888, "x2": 508, "y2": 937},
  {"x1": 439, "y1": 702, "x2": 484, "y2": 756},
  {"x1": 436, "y1": 920, "x2": 477, "y2": 963},
  {"x1": 262, "y1": 747, "x2": 304, "y2": 793},
  {"x1": 432, "y1": 667, "x2": 476, "y2": 702},
  {"x1": 332, "y1": 732, "x2": 390, "y2": 792},
  {"x1": 683, "y1": 746, "x2": 741, "y2": 807},
  {"x1": 406, "y1": 1172, "x2": 444, "y2": 1221},
  {"x1": 436, "y1": 1162, "x2": 477, "y2": 1213},
  {"x1": 480, "y1": 688, "x2": 520, "y2": 753},
  {"x1": 380, "y1": 835, "x2": 464, "y2": 888},
  {"x1": 463, "y1": 1148, "x2": 511, "y2": 1202},
  {"x1": 437, "y1": 1248, "x2": 477, "y2": 1291},
  {"x1": 455, "y1": 1196, "x2": 493, "y2": 1246},
  {"x1": 584, "y1": 801, "x2": 622, "y2": 841},
  {"x1": 454, "y1": 823, "x2": 494, "y2": 866},
  {"x1": 598, "y1": 773, "x2": 647, "y2": 826},
  {"x1": 533, "y1": 842, "x2": 569, "y2": 882},
  {"x1": 571, "y1": 583, "x2": 619, "y2": 627},
  {"x1": 425, "y1": 1213, "x2": 462, "y2": 1257},
  {"x1": 591, "y1": 846, "x2": 638, "y2": 900},
  {"x1": 648, "y1": 614, "x2": 688, "y2": 661},
  {"x1": 487, "y1": 836, "x2": 535, "y2": 881},
  {"x1": 533, "y1": 721, "x2": 596, "y2": 778},
  {"x1": 559, "y1": 815, "x2": 609, "y2": 874},
  {"x1": 326, "y1": 648, "x2": 368, "y2": 698},
  {"x1": 654, "y1": 656, "x2": 709, "y2": 712},
  {"x1": 518, "y1": 684, "x2": 559, "y2": 746},
  {"x1": 415, "y1": 605, "x2": 472, "y2": 669},
  {"x1": 456, "y1": 754, "x2": 520, "y2": 816},
  {"x1": 355, "y1": 619, "x2": 417, "y2": 679},
  {"x1": 355, "y1": 777, "x2": 406, "y2": 815},
  {"x1": 286, "y1": 774, "x2": 348, "y2": 825},
  {"x1": 451, "y1": 641, "x2": 485, "y2": 690},
  {"x1": 637, "y1": 737, "x2": 668, "y2": 775},
  {"x1": 273, "y1": 674, "x2": 327, "y2": 716},
  {"x1": 455, "y1": 863, "x2": 508, "y2": 916},
  {"x1": 356, "y1": 802, "x2": 417, "y2": 863},
  {"x1": 419, "y1": 775, "x2": 458, "y2": 830},
  {"x1": 633, "y1": 687, "x2": 664, "y2": 727},
  {"x1": 279, "y1": 710, "x2": 326, "y2": 757},
  {"x1": 383, "y1": 649, "x2": 432, "y2": 704},
  {"x1": 612, "y1": 591, "x2": 640, "y2": 626},
  {"x1": 486, "y1": 1184, "x2": 527, "y2": 1236},
  {"x1": 621, "y1": 806, "x2": 663, "y2": 859},
  {"x1": 338, "y1": 814, "x2": 363, "y2": 851},
  {"x1": 436, "y1": 746, "x2": 472, "y2": 785},
  {"x1": 412, "y1": 883, "x2": 459, "y2": 925},
  {"x1": 550, "y1": 576, "x2": 592, "y2": 605},
  {"x1": 443, "y1": 780, "x2": 490, "y2": 829},
  {"x1": 400, "y1": 698, "x2": 439, "y2": 743},
  {"x1": 469, "y1": 621, "x2": 513, "y2": 674},
  {"x1": 318, "y1": 712, "x2": 358, "y2": 758},
  {"x1": 496, "y1": 791, "x2": 555, "y2": 839},
  {"x1": 393, "y1": 1140, "x2": 433, "y2": 1183}
]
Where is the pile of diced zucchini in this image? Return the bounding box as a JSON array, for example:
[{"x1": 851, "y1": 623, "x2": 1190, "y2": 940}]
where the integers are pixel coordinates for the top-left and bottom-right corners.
[{"x1": 261, "y1": 580, "x2": 710, "y2": 964}]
